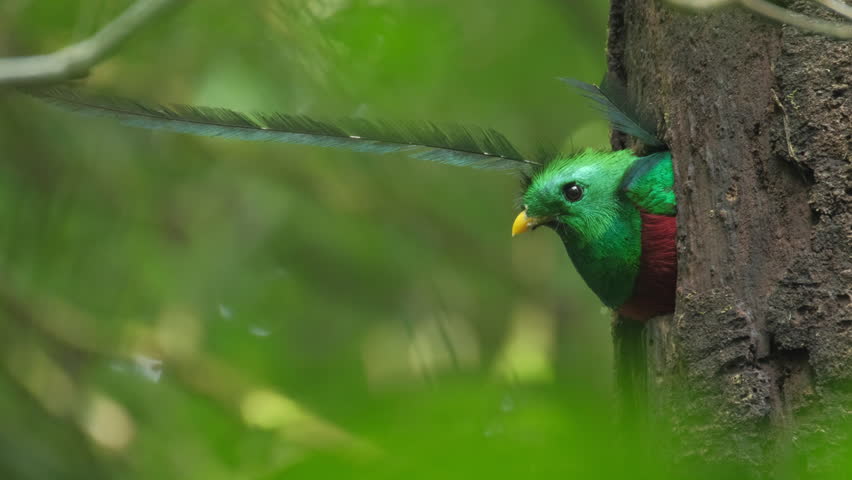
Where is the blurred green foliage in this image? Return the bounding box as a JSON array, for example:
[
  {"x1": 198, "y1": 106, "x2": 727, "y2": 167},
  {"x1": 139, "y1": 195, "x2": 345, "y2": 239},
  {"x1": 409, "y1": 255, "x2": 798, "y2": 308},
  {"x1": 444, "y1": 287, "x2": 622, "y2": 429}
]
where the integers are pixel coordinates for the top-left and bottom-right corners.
[{"x1": 0, "y1": 0, "x2": 684, "y2": 478}]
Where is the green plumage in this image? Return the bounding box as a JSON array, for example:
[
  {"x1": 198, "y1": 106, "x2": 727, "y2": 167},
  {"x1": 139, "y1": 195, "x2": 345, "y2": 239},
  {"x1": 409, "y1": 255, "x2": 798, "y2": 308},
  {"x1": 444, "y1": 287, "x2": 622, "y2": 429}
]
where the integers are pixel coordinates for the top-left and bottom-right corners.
[
  {"x1": 620, "y1": 152, "x2": 676, "y2": 216},
  {"x1": 517, "y1": 77, "x2": 676, "y2": 315},
  {"x1": 522, "y1": 150, "x2": 674, "y2": 309},
  {"x1": 24, "y1": 87, "x2": 541, "y2": 172}
]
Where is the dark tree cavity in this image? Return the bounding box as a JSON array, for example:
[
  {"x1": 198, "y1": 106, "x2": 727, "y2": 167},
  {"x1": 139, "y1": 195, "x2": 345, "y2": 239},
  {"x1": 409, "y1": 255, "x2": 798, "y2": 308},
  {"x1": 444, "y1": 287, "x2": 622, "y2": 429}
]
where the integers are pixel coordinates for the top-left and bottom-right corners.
[{"x1": 608, "y1": 0, "x2": 851, "y2": 475}]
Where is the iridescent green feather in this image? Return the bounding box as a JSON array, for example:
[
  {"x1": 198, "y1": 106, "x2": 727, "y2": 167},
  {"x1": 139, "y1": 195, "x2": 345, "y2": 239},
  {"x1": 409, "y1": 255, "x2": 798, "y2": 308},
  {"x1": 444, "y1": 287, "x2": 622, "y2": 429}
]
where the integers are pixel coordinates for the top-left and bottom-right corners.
[
  {"x1": 620, "y1": 152, "x2": 676, "y2": 215},
  {"x1": 24, "y1": 87, "x2": 541, "y2": 172}
]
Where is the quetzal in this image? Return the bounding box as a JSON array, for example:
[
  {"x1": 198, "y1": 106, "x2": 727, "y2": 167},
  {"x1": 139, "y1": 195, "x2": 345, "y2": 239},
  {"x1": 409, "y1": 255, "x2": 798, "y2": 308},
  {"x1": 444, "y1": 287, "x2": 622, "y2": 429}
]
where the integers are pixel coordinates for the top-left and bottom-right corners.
[{"x1": 24, "y1": 77, "x2": 676, "y2": 321}]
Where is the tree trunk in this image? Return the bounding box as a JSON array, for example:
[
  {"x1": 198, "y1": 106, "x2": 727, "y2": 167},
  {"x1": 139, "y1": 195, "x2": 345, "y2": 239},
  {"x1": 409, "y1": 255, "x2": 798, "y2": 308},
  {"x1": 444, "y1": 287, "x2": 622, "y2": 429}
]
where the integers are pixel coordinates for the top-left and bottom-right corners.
[{"x1": 608, "y1": 0, "x2": 851, "y2": 475}]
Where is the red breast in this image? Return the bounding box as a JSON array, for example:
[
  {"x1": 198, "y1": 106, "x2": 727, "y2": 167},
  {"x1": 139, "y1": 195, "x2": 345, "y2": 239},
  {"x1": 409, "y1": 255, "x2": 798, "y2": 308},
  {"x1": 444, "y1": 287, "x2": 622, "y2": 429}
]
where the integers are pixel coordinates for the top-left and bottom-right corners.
[{"x1": 617, "y1": 212, "x2": 677, "y2": 321}]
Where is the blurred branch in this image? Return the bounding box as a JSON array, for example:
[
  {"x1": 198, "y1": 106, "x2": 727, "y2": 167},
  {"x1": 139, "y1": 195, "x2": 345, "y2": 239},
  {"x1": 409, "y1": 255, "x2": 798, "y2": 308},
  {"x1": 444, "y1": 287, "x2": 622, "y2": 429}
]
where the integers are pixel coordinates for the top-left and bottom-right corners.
[
  {"x1": 816, "y1": 0, "x2": 852, "y2": 19},
  {"x1": 0, "y1": 278, "x2": 380, "y2": 460},
  {"x1": 667, "y1": 0, "x2": 852, "y2": 38},
  {"x1": 666, "y1": 0, "x2": 735, "y2": 8},
  {"x1": 743, "y1": 0, "x2": 852, "y2": 37},
  {"x1": 0, "y1": 278, "x2": 111, "y2": 357},
  {"x1": 0, "y1": 0, "x2": 186, "y2": 87}
]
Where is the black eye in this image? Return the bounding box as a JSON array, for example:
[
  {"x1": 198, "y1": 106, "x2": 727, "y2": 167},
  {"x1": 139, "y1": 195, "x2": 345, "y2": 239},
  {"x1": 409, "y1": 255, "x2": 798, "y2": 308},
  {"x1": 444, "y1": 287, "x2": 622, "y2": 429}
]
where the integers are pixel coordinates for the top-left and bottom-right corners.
[{"x1": 562, "y1": 182, "x2": 583, "y2": 202}]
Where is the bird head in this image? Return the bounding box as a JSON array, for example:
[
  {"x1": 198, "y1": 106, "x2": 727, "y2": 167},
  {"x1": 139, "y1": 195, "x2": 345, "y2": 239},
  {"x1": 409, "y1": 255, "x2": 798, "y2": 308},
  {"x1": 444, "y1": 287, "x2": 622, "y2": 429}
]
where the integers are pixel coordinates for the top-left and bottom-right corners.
[{"x1": 512, "y1": 149, "x2": 636, "y2": 244}]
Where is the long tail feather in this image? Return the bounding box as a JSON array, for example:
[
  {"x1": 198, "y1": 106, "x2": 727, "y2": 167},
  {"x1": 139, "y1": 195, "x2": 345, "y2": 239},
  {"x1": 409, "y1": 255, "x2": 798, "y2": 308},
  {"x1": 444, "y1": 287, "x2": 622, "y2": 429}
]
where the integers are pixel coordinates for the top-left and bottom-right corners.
[
  {"x1": 25, "y1": 87, "x2": 540, "y2": 172},
  {"x1": 560, "y1": 77, "x2": 664, "y2": 148}
]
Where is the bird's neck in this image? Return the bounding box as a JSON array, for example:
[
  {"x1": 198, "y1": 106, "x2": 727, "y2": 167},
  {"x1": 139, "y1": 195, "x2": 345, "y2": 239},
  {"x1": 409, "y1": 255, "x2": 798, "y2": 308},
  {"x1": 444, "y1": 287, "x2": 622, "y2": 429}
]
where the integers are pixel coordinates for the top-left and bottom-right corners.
[{"x1": 556, "y1": 206, "x2": 642, "y2": 309}]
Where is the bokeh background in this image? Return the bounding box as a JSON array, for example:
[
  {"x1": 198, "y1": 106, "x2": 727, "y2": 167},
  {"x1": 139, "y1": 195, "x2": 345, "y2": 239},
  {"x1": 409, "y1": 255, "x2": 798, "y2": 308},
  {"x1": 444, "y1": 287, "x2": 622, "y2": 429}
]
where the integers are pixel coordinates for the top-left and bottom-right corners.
[{"x1": 0, "y1": 1, "x2": 657, "y2": 478}]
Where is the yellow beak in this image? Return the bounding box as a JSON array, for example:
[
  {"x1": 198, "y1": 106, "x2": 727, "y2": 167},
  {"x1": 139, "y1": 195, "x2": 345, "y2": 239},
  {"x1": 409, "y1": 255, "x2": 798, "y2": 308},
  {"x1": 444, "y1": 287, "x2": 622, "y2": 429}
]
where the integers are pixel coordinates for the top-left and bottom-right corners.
[{"x1": 512, "y1": 210, "x2": 552, "y2": 237}]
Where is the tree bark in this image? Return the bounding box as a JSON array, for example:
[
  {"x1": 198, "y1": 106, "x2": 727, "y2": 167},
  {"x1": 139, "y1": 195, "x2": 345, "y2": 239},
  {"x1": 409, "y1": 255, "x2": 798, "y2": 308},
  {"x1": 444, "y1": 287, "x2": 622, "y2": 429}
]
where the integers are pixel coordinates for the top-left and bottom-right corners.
[{"x1": 608, "y1": 0, "x2": 851, "y2": 475}]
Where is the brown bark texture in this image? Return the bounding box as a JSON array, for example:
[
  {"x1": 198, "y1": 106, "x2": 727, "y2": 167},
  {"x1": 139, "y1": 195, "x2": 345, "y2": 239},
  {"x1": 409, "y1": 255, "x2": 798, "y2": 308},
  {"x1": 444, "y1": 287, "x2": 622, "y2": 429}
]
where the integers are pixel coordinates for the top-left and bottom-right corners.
[{"x1": 608, "y1": 0, "x2": 851, "y2": 474}]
